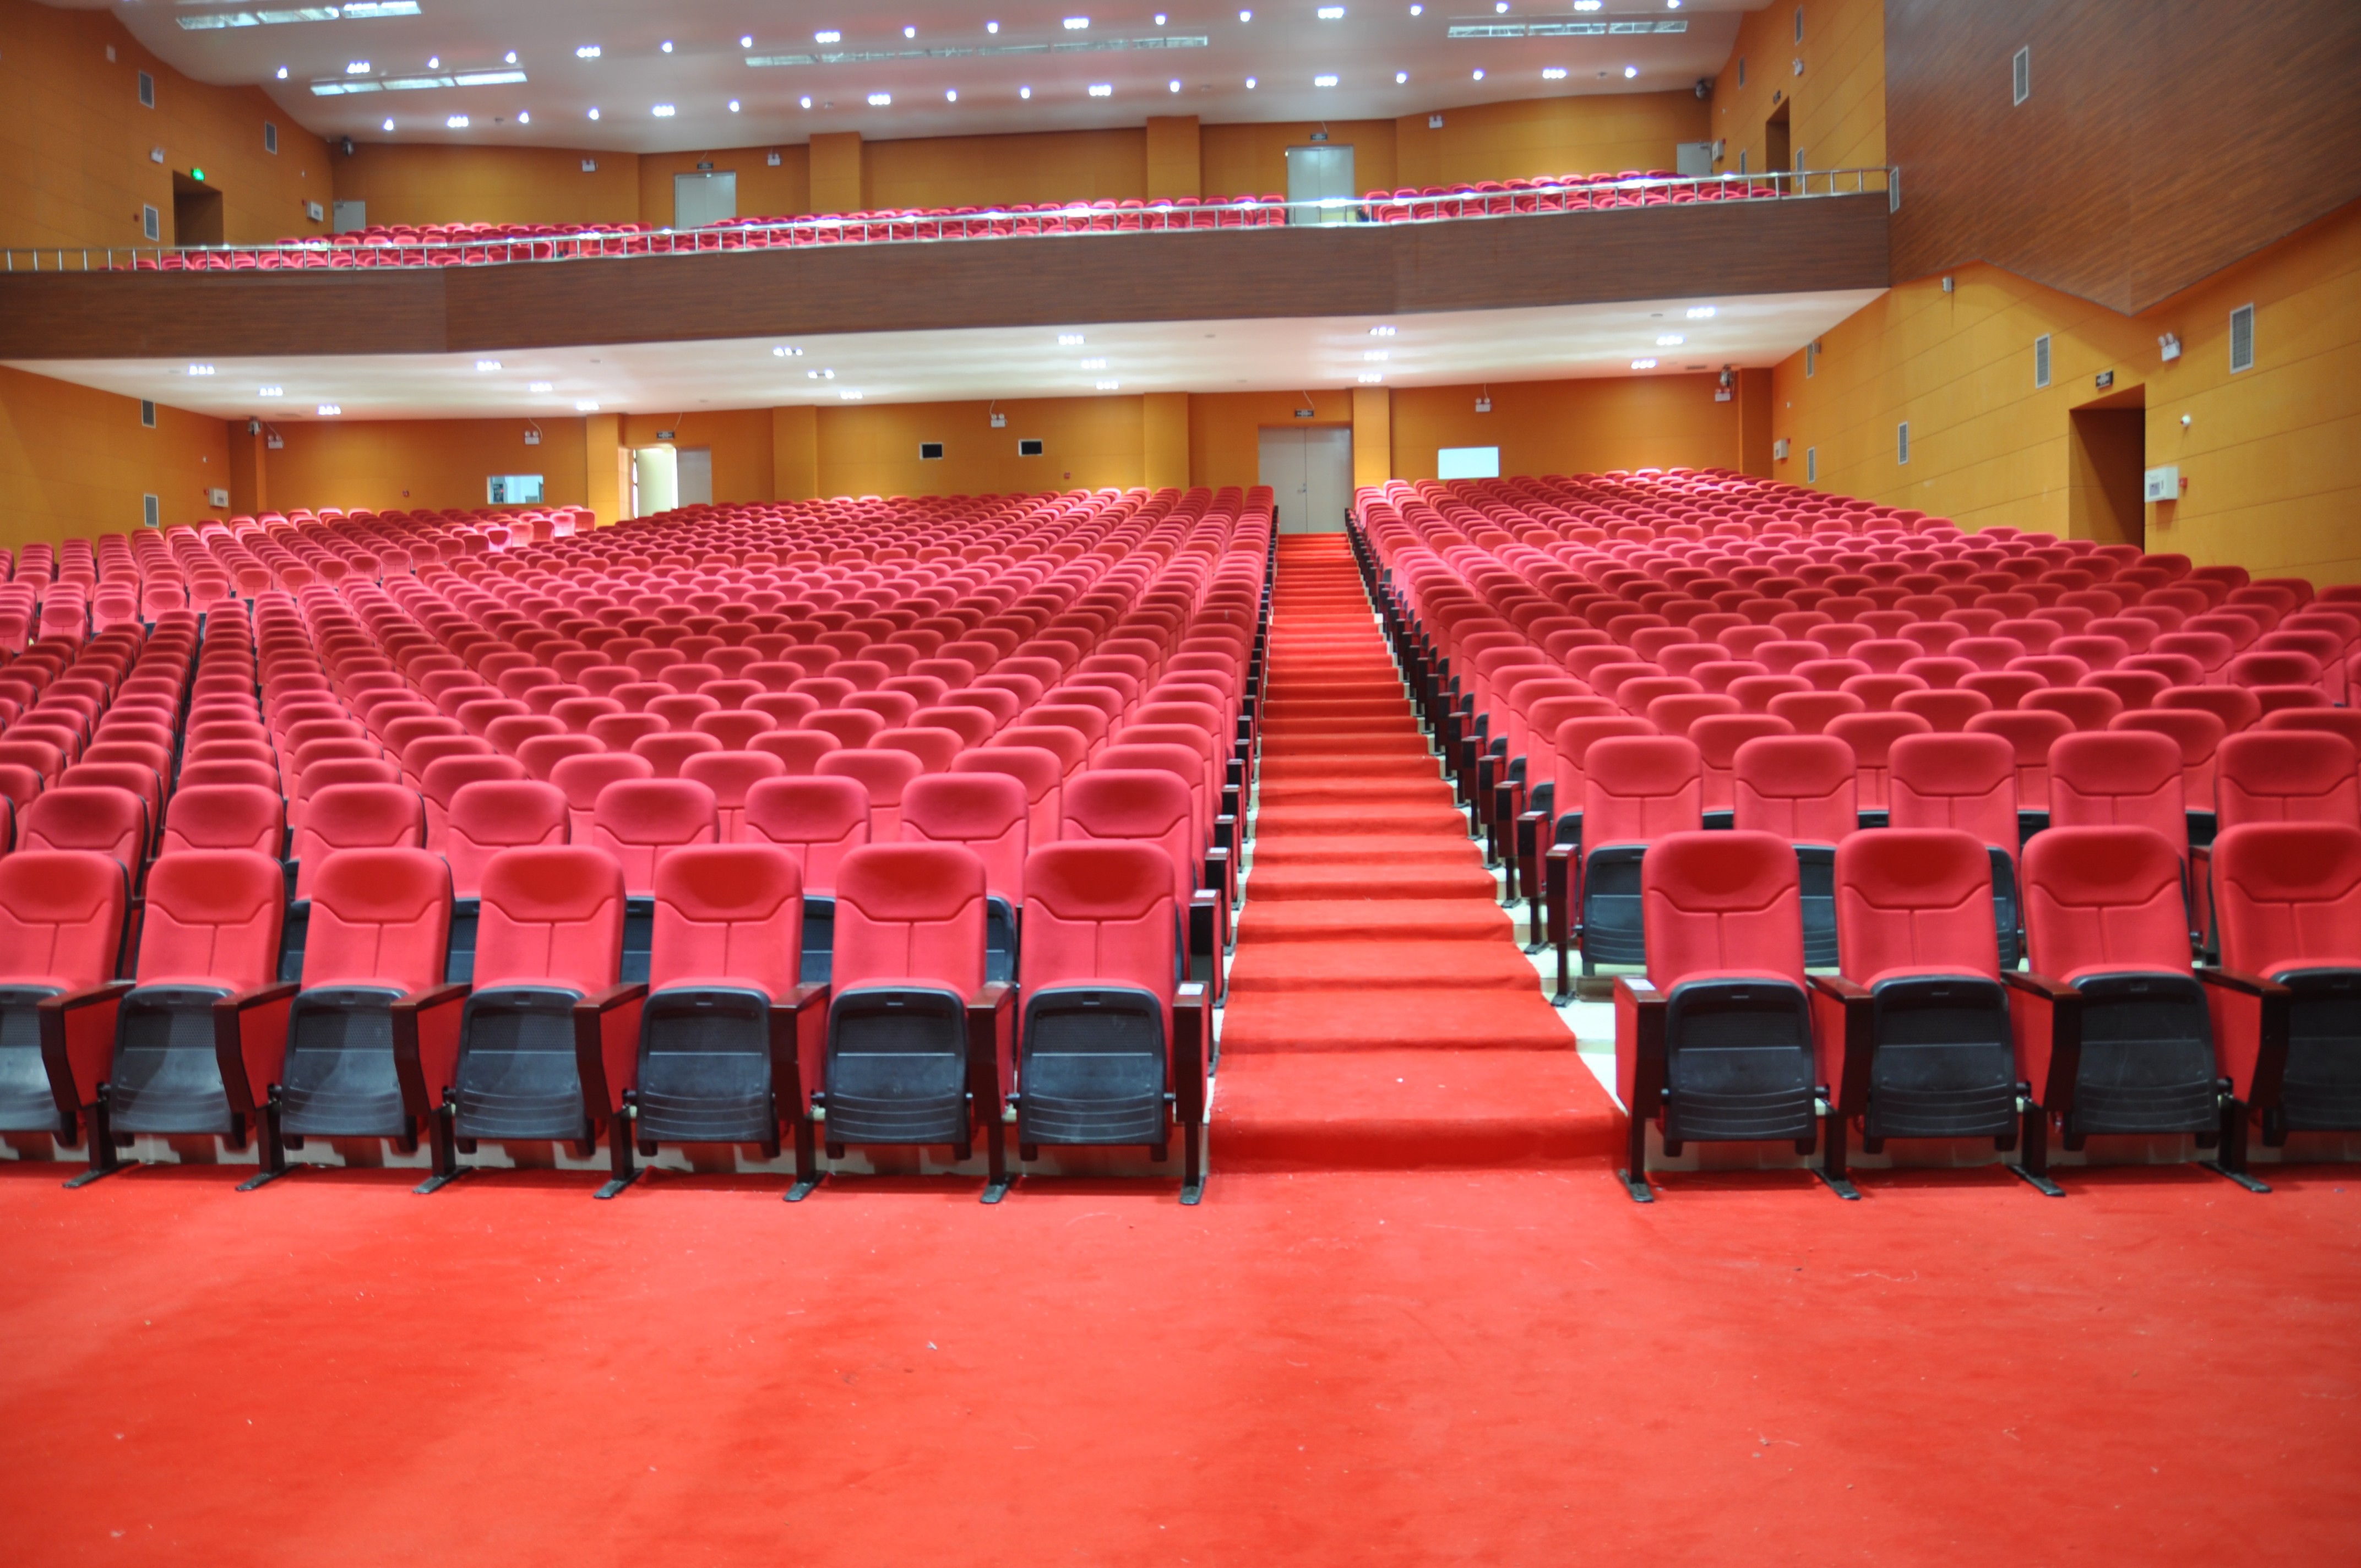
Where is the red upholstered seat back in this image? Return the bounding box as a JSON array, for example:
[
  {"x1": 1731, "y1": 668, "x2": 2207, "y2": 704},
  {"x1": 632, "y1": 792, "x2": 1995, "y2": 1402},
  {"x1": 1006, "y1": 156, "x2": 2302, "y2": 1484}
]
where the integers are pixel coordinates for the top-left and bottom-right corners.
[
  {"x1": 648, "y1": 843, "x2": 804, "y2": 999},
  {"x1": 952, "y1": 746, "x2": 1065, "y2": 848},
  {"x1": 1888, "y1": 734, "x2": 2019, "y2": 861},
  {"x1": 1063, "y1": 769, "x2": 1196, "y2": 905},
  {"x1": 445, "y1": 781, "x2": 569, "y2": 897},
  {"x1": 1833, "y1": 829, "x2": 1998, "y2": 985},
  {"x1": 2112, "y1": 709, "x2": 2227, "y2": 811},
  {"x1": 472, "y1": 846, "x2": 624, "y2": 993},
  {"x1": 902, "y1": 772, "x2": 1029, "y2": 903},
  {"x1": 743, "y1": 776, "x2": 872, "y2": 894},
  {"x1": 2021, "y1": 826, "x2": 2193, "y2": 984},
  {"x1": 137, "y1": 850, "x2": 284, "y2": 990},
  {"x1": 2212, "y1": 822, "x2": 2361, "y2": 977},
  {"x1": 1966, "y1": 709, "x2": 2074, "y2": 809},
  {"x1": 1581, "y1": 736, "x2": 1702, "y2": 845},
  {"x1": 302, "y1": 847, "x2": 451, "y2": 991},
  {"x1": 1733, "y1": 735, "x2": 1857, "y2": 845},
  {"x1": 0, "y1": 850, "x2": 127, "y2": 992},
  {"x1": 22, "y1": 785, "x2": 148, "y2": 866},
  {"x1": 2216, "y1": 731, "x2": 2360, "y2": 831},
  {"x1": 550, "y1": 752, "x2": 655, "y2": 839},
  {"x1": 1020, "y1": 841, "x2": 1178, "y2": 1025},
  {"x1": 2048, "y1": 732, "x2": 2188, "y2": 856},
  {"x1": 1641, "y1": 830, "x2": 1805, "y2": 988},
  {"x1": 831, "y1": 843, "x2": 987, "y2": 999},
  {"x1": 289, "y1": 782, "x2": 426, "y2": 896}
]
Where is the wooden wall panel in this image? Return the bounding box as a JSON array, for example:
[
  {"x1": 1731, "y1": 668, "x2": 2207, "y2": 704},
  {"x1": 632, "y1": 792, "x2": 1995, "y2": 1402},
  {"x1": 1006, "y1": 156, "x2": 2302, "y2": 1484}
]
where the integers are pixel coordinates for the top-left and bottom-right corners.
[
  {"x1": 331, "y1": 144, "x2": 646, "y2": 231},
  {"x1": 1396, "y1": 91, "x2": 1711, "y2": 192},
  {"x1": 1886, "y1": 0, "x2": 2361, "y2": 311},
  {"x1": 0, "y1": 197, "x2": 1891, "y2": 360}
]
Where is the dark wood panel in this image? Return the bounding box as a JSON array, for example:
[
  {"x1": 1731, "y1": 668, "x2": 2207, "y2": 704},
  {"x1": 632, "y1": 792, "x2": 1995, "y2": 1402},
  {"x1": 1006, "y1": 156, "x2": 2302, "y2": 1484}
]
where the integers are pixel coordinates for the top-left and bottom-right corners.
[
  {"x1": 1888, "y1": 0, "x2": 2361, "y2": 313},
  {"x1": 0, "y1": 270, "x2": 449, "y2": 358},
  {"x1": 0, "y1": 198, "x2": 1890, "y2": 361}
]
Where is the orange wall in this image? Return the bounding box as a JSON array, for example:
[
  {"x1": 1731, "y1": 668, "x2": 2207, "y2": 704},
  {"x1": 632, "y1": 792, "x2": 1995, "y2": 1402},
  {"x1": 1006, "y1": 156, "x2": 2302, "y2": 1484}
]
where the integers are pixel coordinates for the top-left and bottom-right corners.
[
  {"x1": 1388, "y1": 375, "x2": 1755, "y2": 482},
  {"x1": 252, "y1": 415, "x2": 590, "y2": 518},
  {"x1": 0, "y1": 364, "x2": 231, "y2": 545},
  {"x1": 1768, "y1": 200, "x2": 2361, "y2": 587},
  {"x1": 1710, "y1": 0, "x2": 1887, "y2": 180},
  {"x1": 0, "y1": 0, "x2": 329, "y2": 249},
  {"x1": 1393, "y1": 91, "x2": 1711, "y2": 190},
  {"x1": 1201, "y1": 120, "x2": 1397, "y2": 201},
  {"x1": 638, "y1": 146, "x2": 810, "y2": 228},
  {"x1": 866, "y1": 128, "x2": 1150, "y2": 211},
  {"x1": 618, "y1": 410, "x2": 776, "y2": 504},
  {"x1": 330, "y1": 144, "x2": 644, "y2": 230},
  {"x1": 817, "y1": 398, "x2": 1147, "y2": 499}
]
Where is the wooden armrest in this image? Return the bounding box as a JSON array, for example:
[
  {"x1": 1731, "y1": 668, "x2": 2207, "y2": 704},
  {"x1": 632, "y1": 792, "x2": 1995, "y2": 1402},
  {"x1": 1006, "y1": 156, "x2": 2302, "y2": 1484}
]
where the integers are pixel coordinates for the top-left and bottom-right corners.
[
  {"x1": 391, "y1": 981, "x2": 470, "y2": 1015},
  {"x1": 575, "y1": 981, "x2": 649, "y2": 1015},
  {"x1": 1807, "y1": 974, "x2": 1873, "y2": 1002},
  {"x1": 2195, "y1": 966, "x2": 2289, "y2": 999},
  {"x1": 219, "y1": 980, "x2": 301, "y2": 1013},
  {"x1": 36, "y1": 980, "x2": 134, "y2": 1016},
  {"x1": 1999, "y1": 970, "x2": 2076, "y2": 1002}
]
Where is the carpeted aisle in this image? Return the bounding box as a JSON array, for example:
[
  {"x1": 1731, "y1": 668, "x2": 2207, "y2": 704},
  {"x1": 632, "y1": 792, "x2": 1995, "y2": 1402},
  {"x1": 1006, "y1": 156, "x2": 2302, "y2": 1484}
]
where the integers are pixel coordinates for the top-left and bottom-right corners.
[{"x1": 1213, "y1": 533, "x2": 1622, "y2": 1170}]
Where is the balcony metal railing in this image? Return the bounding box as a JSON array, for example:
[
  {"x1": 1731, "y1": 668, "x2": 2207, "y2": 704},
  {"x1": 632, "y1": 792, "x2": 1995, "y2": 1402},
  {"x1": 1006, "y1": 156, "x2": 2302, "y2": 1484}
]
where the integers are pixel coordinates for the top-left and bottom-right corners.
[{"x1": 2, "y1": 166, "x2": 1895, "y2": 275}]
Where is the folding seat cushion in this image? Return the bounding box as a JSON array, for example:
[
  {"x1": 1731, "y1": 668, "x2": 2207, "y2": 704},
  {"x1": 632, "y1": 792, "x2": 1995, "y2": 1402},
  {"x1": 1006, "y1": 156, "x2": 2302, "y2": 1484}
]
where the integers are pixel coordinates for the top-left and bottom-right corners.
[
  {"x1": 160, "y1": 783, "x2": 285, "y2": 858},
  {"x1": 1016, "y1": 841, "x2": 1207, "y2": 1198},
  {"x1": 86, "y1": 850, "x2": 287, "y2": 1161},
  {"x1": 0, "y1": 851, "x2": 132, "y2": 1144},
  {"x1": 268, "y1": 847, "x2": 459, "y2": 1157},
  {"x1": 1815, "y1": 830, "x2": 2017, "y2": 1177},
  {"x1": 2011, "y1": 827, "x2": 2230, "y2": 1183},
  {"x1": 902, "y1": 773, "x2": 1029, "y2": 983},
  {"x1": 2207, "y1": 821, "x2": 2361, "y2": 1144},
  {"x1": 628, "y1": 844, "x2": 822, "y2": 1185},
  {"x1": 1574, "y1": 736, "x2": 1704, "y2": 977},
  {"x1": 426, "y1": 847, "x2": 636, "y2": 1191},
  {"x1": 1612, "y1": 831, "x2": 1818, "y2": 1200}
]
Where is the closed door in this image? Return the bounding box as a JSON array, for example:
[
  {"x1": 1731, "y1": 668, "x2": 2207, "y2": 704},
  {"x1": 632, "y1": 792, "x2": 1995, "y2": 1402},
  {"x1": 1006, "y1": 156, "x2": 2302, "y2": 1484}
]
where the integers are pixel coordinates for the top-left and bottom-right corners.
[
  {"x1": 632, "y1": 447, "x2": 678, "y2": 517},
  {"x1": 1285, "y1": 145, "x2": 1356, "y2": 225},
  {"x1": 1259, "y1": 426, "x2": 1353, "y2": 533},
  {"x1": 675, "y1": 446, "x2": 713, "y2": 507},
  {"x1": 673, "y1": 171, "x2": 736, "y2": 228}
]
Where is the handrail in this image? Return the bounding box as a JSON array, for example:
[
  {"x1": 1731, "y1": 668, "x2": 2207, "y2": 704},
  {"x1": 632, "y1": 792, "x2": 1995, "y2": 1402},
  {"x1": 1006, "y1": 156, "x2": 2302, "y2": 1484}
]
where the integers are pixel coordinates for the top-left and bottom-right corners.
[{"x1": 1, "y1": 167, "x2": 1894, "y2": 275}]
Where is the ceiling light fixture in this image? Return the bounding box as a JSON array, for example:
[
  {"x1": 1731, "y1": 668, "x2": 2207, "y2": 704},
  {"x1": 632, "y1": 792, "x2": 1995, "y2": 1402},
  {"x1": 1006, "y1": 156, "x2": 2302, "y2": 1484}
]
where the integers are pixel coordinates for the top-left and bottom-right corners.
[
  {"x1": 317, "y1": 404, "x2": 341, "y2": 416},
  {"x1": 1395, "y1": 70, "x2": 1408, "y2": 83},
  {"x1": 188, "y1": 364, "x2": 216, "y2": 375},
  {"x1": 575, "y1": 399, "x2": 600, "y2": 411},
  {"x1": 1019, "y1": 85, "x2": 1031, "y2": 98},
  {"x1": 740, "y1": 36, "x2": 753, "y2": 49},
  {"x1": 1630, "y1": 358, "x2": 1658, "y2": 369},
  {"x1": 1080, "y1": 358, "x2": 1108, "y2": 369},
  {"x1": 259, "y1": 386, "x2": 282, "y2": 397},
  {"x1": 1472, "y1": 68, "x2": 1486, "y2": 80},
  {"x1": 1059, "y1": 334, "x2": 1086, "y2": 345},
  {"x1": 1169, "y1": 79, "x2": 1182, "y2": 92},
  {"x1": 815, "y1": 30, "x2": 840, "y2": 43},
  {"x1": 1239, "y1": 9, "x2": 1253, "y2": 21},
  {"x1": 1656, "y1": 334, "x2": 1684, "y2": 346},
  {"x1": 1064, "y1": 15, "x2": 1091, "y2": 29},
  {"x1": 1542, "y1": 67, "x2": 1566, "y2": 80},
  {"x1": 801, "y1": 95, "x2": 813, "y2": 108},
  {"x1": 1369, "y1": 325, "x2": 1397, "y2": 336},
  {"x1": 445, "y1": 114, "x2": 469, "y2": 128},
  {"x1": 1244, "y1": 75, "x2": 1257, "y2": 88},
  {"x1": 518, "y1": 110, "x2": 530, "y2": 123},
  {"x1": 807, "y1": 368, "x2": 836, "y2": 380},
  {"x1": 475, "y1": 359, "x2": 502, "y2": 371},
  {"x1": 987, "y1": 21, "x2": 1000, "y2": 34},
  {"x1": 382, "y1": 117, "x2": 394, "y2": 130},
  {"x1": 1358, "y1": 373, "x2": 1384, "y2": 383},
  {"x1": 943, "y1": 88, "x2": 957, "y2": 101},
  {"x1": 505, "y1": 51, "x2": 517, "y2": 64},
  {"x1": 840, "y1": 389, "x2": 863, "y2": 399},
  {"x1": 1087, "y1": 83, "x2": 1112, "y2": 96},
  {"x1": 427, "y1": 56, "x2": 438, "y2": 68},
  {"x1": 1410, "y1": 3, "x2": 1422, "y2": 13},
  {"x1": 575, "y1": 45, "x2": 600, "y2": 59},
  {"x1": 1623, "y1": 64, "x2": 1638, "y2": 78},
  {"x1": 1364, "y1": 350, "x2": 1389, "y2": 361},
  {"x1": 772, "y1": 346, "x2": 804, "y2": 357},
  {"x1": 587, "y1": 107, "x2": 600, "y2": 119},
  {"x1": 1685, "y1": 305, "x2": 1717, "y2": 318},
  {"x1": 903, "y1": 25, "x2": 917, "y2": 39},
  {"x1": 1318, "y1": 6, "x2": 1345, "y2": 17},
  {"x1": 1314, "y1": 74, "x2": 1338, "y2": 87},
  {"x1": 651, "y1": 104, "x2": 675, "y2": 117},
  {"x1": 867, "y1": 91, "x2": 892, "y2": 105},
  {"x1": 275, "y1": 66, "x2": 288, "y2": 79},
  {"x1": 728, "y1": 100, "x2": 739, "y2": 112},
  {"x1": 1095, "y1": 380, "x2": 1120, "y2": 391},
  {"x1": 529, "y1": 381, "x2": 554, "y2": 392},
  {"x1": 661, "y1": 40, "x2": 673, "y2": 53},
  {"x1": 346, "y1": 60, "x2": 369, "y2": 74}
]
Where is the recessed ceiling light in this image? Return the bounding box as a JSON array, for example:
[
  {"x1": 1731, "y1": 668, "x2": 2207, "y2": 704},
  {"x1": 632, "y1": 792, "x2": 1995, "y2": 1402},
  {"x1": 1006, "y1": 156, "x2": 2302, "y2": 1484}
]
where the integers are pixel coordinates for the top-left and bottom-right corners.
[
  {"x1": 801, "y1": 95, "x2": 813, "y2": 108},
  {"x1": 588, "y1": 107, "x2": 601, "y2": 119},
  {"x1": 529, "y1": 381, "x2": 554, "y2": 392},
  {"x1": 772, "y1": 345, "x2": 804, "y2": 357},
  {"x1": 427, "y1": 56, "x2": 438, "y2": 68},
  {"x1": 1095, "y1": 380, "x2": 1120, "y2": 391},
  {"x1": 807, "y1": 368, "x2": 836, "y2": 380},
  {"x1": 446, "y1": 114, "x2": 469, "y2": 128},
  {"x1": 275, "y1": 66, "x2": 287, "y2": 79},
  {"x1": 1358, "y1": 373, "x2": 1384, "y2": 383},
  {"x1": 1369, "y1": 325, "x2": 1396, "y2": 336},
  {"x1": 1080, "y1": 358, "x2": 1108, "y2": 369},
  {"x1": 1685, "y1": 306, "x2": 1717, "y2": 318},
  {"x1": 651, "y1": 104, "x2": 675, "y2": 117},
  {"x1": 1395, "y1": 70, "x2": 1408, "y2": 84},
  {"x1": 382, "y1": 117, "x2": 394, "y2": 130},
  {"x1": 840, "y1": 389, "x2": 863, "y2": 400},
  {"x1": 1020, "y1": 85, "x2": 1032, "y2": 99},
  {"x1": 1410, "y1": 3, "x2": 1422, "y2": 13},
  {"x1": 1630, "y1": 358, "x2": 1658, "y2": 370},
  {"x1": 1314, "y1": 74, "x2": 1338, "y2": 88},
  {"x1": 1365, "y1": 350, "x2": 1389, "y2": 361},
  {"x1": 1155, "y1": 11, "x2": 1167, "y2": 22},
  {"x1": 1169, "y1": 79, "x2": 1182, "y2": 92},
  {"x1": 188, "y1": 364, "x2": 215, "y2": 375},
  {"x1": 868, "y1": 91, "x2": 891, "y2": 105},
  {"x1": 475, "y1": 359, "x2": 502, "y2": 371},
  {"x1": 1574, "y1": 0, "x2": 1599, "y2": 8},
  {"x1": 1059, "y1": 334, "x2": 1086, "y2": 345},
  {"x1": 739, "y1": 36, "x2": 753, "y2": 48},
  {"x1": 1472, "y1": 68, "x2": 1486, "y2": 80},
  {"x1": 259, "y1": 385, "x2": 282, "y2": 397},
  {"x1": 317, "y1": 403, "x2": 342, "y2": 415},
  {"x1": 1064, "y1": 15, "x2": 1090, "y2": 29},
  {"x1": 661, "y1": 40, "x2": 673, "y2": 53},
  {"x1": 945, "y1": 88, "x2": 958, "y2": 101},
  {"x1": 1656, "y1": 334, "x2": 1684, "y2": 346},
  {"x1": 575, "y1": 399, "x2": 600, "y2": 411},
  {"x1": 518, "y1": 110, "x2": 531, "y2": 124},
  {"x1": 1245, "y1": 76, "x2": 1257, "y2": 88},
  {"x1": 575, "y1": 45, "x2": 600, "y2": 59},
  {"x1": 903, "y1": 25, "x2": 916, "y2": 39},
  {"x1": 1542, "y1": 67, "x2": 1566, "y2": 80},
  {"x1": 1318, "y1": 6, "x2": 1345, "y2": 17},
  {"x1": 727, "y1": 100, "x2": 739, "y2": 113},
  {"x1": 1624, "y1": 64, "x2": 1639, "y2": 78},
  {"x1": 346, "y1": 61, "x2": 369, "y2": 74},
  {"x1": 815, "y1": 30, "x2": 840, "y2": 43},
  {"x1": 1494, "y1": 1, "x2": 1508, "y2": 10},
  {"x1": 1239, "y1": 9, "x2": 1253, "y2": 21},
  {"x1": 987, "y1": 20, "x2": 1000, "y2": 33},
  {"x1": 1088, "y1": 83, "x2": 1112, "y2": 96}
]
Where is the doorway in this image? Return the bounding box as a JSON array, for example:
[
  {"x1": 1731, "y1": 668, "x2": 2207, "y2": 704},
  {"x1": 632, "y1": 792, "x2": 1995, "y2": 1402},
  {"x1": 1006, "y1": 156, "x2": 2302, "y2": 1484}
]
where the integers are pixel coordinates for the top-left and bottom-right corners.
[
  {"x1": 1285, "y1": 144, "x2": 1356, "y2": 225},
  {"x1": 674, "y1": 447, "x2": 714, "y2": 507},
  {"x1": 673, "y1": 171, "x2": 736, "y2": 229},
  {"x1": 172, "y1": 171, "x2": 224, "y2": 247},
  {"x1": 632, "y1": 447, "x2": 679, "y2": 518},
  {"x1": 1765, "y1": 102, "x2": 1792, "y2": 183},
  {"x1": 2068, "y1": 388, "x2": 2147, "y2": 549},
  {"x1": 1259, "y1": 426, "x2": 1353, "y2": 533}
]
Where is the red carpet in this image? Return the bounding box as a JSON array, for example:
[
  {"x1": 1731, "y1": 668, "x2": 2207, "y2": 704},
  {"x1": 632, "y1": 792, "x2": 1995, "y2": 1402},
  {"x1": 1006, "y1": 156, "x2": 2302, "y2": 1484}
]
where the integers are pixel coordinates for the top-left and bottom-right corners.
[
  {"x1": 1214, "y1": 534, "x2": 1622, "y2": 1169},
  {"x1": 3, "y1": 1162, "x2": 2355, "y2": 1564}
]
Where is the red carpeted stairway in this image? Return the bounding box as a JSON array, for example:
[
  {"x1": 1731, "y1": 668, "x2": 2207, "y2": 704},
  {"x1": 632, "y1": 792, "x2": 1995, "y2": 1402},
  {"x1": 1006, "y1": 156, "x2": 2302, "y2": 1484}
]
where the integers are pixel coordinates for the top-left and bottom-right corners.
[{"x1": 1213, "y1": 534, "x2": 1624, "y2": 1169}]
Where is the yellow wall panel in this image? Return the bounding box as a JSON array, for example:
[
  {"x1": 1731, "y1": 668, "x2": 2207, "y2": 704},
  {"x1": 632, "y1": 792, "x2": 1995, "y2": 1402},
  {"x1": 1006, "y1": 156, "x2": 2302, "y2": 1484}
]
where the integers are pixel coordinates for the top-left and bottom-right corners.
[
  {"x1": 330, "y1": 144, "x2": 644, "y2": 230},
  {"x1": 252, "y1": 414, "x2": 589, "y2": 518},
  {"x1": 1, "y1": 0, "x2": 328, "y2": 250},
  {"x1": 638, "y1": 146, "x2": 809, "y2": 227},
  {"x1": 1389, "y1": 375, "x2": 1747, "y2": 481},
  {"x1": 1394, "y1": 92, "x2": 1710, "y2": 191},
  {"x1": 1144, "y1": 118, "x2": 1203, "y2": 200},
  {"x1": 0, "y1": 364, "x2": 230, "y2": 543},
  {"x1": 1710, "y1": 0, "x2": 1885, "y2": 181},
  {"x1": 1199, "y1": 121, "x2": 1397, "y2": 201},
  {"x1": 808, "y1": 133, "x2": 863, "y2": 216},
  {"x1": 619, "y1": 409, "x2": 776, "y2": 504},
  {"x1": 1187, "y1": 391, "x2": 1357, "y2": 494},
  {"x1": 817, "y1": 398, "x2": 1145, "y2": 498},
  {"x1": 866, "y1": 128, "x2": 1147, "y2": 211}
]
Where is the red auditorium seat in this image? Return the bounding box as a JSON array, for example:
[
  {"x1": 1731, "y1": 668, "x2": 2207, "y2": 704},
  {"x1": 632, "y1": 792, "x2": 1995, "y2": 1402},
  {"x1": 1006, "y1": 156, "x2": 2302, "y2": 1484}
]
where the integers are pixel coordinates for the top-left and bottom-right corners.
[
  {"x1": 803, "y1": 843, "x2": 1012, "y2": 1197},
  {"x1": 2009, "y1": 827, "x2": 2246, "y2": 1193},
  {"x1": 1613, "y1": 831, "x2": 1819, "y2": 1201},
  {"x1": 0, "y1": 852, "x2": 132, "y2": 1147},
  {"x1": 2205, "y1": 821, "x2": 2361, "y2": 1169},
  {"x1": 425, "y1": 847, "x2": 639, "y2": 1195},
  {"x1": 74, "y1": 850, "x2": 287, "y2": 1184},
  {"x1": 902, "y1": 773, "x2": 1029, "y2": 982},
  {"x1": 1814, "y1": 829, "x2": 2019, "y2": 1189},
  {"x1": 1566, "y1": 735, "x2": 1703, "y2": 988},
  {"x1": 1014, "y1": 841, "x2": 1209, "y2": 1201},
  {"x1": 1889, "y1": 733, "x2": 2024, "y2": 968},
  {"x1": 628, "y1": 844, "x2": 825, "y2": 1197},
  {"x1": 1733, "y1": 734, "x2": 1857, "y2": 966}
]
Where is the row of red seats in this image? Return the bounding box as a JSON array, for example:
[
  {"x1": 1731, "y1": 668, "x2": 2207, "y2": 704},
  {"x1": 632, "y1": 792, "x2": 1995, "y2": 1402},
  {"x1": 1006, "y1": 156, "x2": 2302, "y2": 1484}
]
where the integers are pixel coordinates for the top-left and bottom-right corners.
[{"x1": 1367, "y1": 172, "x2": 1791, "y2": 221}]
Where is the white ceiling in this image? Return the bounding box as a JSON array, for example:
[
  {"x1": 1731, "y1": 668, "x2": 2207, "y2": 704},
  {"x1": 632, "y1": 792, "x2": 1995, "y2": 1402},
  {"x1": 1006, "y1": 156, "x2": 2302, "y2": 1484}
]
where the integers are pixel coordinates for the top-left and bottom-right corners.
[
  {"x1": 9, "y1": 288, "x2": 1878, "y2": 418},
  {"x1": 70, "y1": 1, "x2": 1759, "y2": 154}
]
